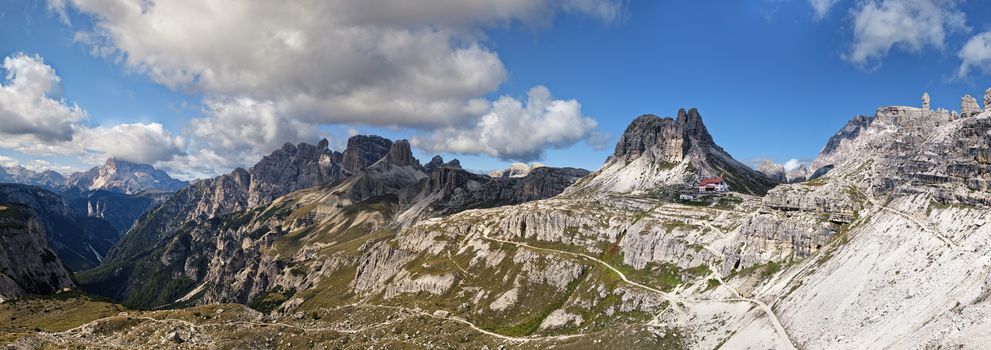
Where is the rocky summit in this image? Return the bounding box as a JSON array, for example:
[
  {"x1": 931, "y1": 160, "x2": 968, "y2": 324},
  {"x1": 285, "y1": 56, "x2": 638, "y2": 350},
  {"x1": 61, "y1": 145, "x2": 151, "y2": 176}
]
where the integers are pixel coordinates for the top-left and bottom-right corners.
[{"x1": 572, "y1": 108, "x2": 777, "y2": 195}]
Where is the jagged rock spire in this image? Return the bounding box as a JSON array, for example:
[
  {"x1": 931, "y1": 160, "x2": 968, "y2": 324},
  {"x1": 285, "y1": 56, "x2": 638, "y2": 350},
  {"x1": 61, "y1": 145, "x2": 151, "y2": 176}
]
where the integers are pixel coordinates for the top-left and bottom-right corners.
[{"x1": 922, "y1": 92, "x2": 931, "y2": 111}]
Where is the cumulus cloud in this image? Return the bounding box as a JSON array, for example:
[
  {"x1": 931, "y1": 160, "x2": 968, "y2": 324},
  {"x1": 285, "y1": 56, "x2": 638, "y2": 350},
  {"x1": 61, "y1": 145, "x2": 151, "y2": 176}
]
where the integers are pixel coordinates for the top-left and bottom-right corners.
[
  {"x1": 845, "y1": 0, "x2": 967, "y2": 66},
  {"x1": 0, "y1": 53, "x2": 185, "y2": 167},
  {"x1": 171, "y1": 97, "x2": 320, "y2": 175},
  {"x1": 957, "y1": 31, "x2": 991, "y2": 77},
  {"x1": 809, "y1": 0, "x2": 840, "y2": 18},
  {"x1": 413, "y1": 86, "x2": 598, "y2": 161},
  {"x1": 59, "y1": 0, "x2": 624, "y2": 128},
  {"x1": 0, "y1": 53, "x2": 86, "y2": 142},
  {"x1": 75, "y1": 123, "x2": 185, "y2": 164}
]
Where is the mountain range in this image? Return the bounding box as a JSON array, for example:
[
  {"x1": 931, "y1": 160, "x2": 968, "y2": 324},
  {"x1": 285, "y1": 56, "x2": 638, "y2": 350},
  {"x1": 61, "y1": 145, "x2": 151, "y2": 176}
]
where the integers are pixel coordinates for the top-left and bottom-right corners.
[{"x1": 2, "y1": 90, "x2": 991, "y2": 349}]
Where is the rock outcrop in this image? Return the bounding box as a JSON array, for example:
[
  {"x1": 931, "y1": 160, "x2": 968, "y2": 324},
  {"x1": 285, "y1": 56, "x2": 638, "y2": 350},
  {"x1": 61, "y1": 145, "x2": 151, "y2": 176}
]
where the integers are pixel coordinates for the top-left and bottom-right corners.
[
  {"x1": 962, "y1": 94, "x2": 981, "y2": 118},
  {"x1": 0, "y1": 204, "x2": 75, "y2": 301},
  {"x1": 922, "y1": 92, "x2": 931, "y2": 111}
]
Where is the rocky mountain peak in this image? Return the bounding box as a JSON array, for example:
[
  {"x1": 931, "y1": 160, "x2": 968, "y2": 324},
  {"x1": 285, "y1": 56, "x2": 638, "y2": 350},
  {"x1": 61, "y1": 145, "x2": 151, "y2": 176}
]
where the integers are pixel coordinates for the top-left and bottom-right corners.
[
  {"x1": 343, "y1": 135, "x2": 393, "y2": 174},
  {"x1": 757, "y1": 160, "x2": 787, "y2": 183},
  {"x1": 247, "y1": 141, "x2": 342, "y2": 207},
  {"x1": 65, "y1": 158, "x2": 187, "y2": 195},
  {"x1": 385, "y1": 140, "x2": 419, "y2": 167},
  {"x1": 611, "y1": 114, "x2": 683, "y2": 163},
  {"x1": 579, "y1": 109, "x2": 775, "y2": 195}
]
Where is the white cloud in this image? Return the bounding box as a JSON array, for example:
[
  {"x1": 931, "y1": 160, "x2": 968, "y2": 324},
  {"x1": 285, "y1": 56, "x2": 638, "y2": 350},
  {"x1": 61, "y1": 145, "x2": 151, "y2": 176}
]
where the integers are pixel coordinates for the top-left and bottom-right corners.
[
  {"x1": 783, "y1": 158, "x2": 804, "y2": 172},
  {"x1": 0, "y1": 155, "x2": 18, "y2": 168},
  {"x1": 0, "y1": 53, "x2": 86, "y2": 142},
  {"x1": 0, "y1": 53, "x2": 185, "y2": 167},
  {"x1": 958, "y1": 31, "x2": 991, "y2": 77},
  {"x1": 60, "y1": 0, "x2": 623, "y2": 129},
  {"x1": 75, "y1": 123, "x2": 185, "y2": 164},
  {"x1": 845, "y1": 0, "x2": 967, "y2": 66},
  {"x1": 413, "y1": 86, "x2": 598, "y2": 161},
  {"x1": 171, "y1": 97, "x2": 320, "y2": 176},
  {"x1": 37, "y1": 0, "x2": 620, "y2": 176},
  {"x1": 809, "y1": 0, "x2": 840, "y2": 18}
]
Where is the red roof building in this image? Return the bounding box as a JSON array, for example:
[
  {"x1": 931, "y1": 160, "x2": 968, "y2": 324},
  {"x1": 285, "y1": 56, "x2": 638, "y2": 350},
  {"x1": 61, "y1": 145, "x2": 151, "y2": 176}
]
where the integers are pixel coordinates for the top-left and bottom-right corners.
[{"x1": 698, "y1": 177, "x2": 729, "y2": 193}]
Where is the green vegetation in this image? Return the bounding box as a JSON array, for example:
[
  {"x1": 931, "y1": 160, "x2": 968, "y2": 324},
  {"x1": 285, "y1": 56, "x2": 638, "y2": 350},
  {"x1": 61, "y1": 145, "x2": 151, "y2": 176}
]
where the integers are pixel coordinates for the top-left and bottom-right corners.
[
  {"x1": 704, "y1": 278, "x2": 720, "y2": 291},
  {"x1": 492, "y1": 270, "x2": 589, "y2": 337},
  {"x1": 248, "y1": 285, "x2": 297, "y2": 313},
  {"x1": 730, "y1": 260, "x2": 784, "y2": 280}
]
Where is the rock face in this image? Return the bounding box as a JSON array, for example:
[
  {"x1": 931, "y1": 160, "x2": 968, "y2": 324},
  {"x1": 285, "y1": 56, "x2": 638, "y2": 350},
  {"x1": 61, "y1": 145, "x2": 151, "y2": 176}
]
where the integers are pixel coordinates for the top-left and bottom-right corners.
[
  {"x1": 398, "y1": 166, "x2": 589, "y2": 224},
  {"x1": 572, "y1": 108, "x2": 777, "y2": 195},
  {"x1": 0, "y1": 184, "x2": 118, "y2": 271},
  {"x1": 64, "y1": 158, "x2": 188, "y2": 194},
  {"x1": 985, "y1": 88, "x2": 991, "y2": 111},
  {"x1": 342, "y1": 135, "x2": 393, "y2": 174},
  {"x1": 962, "y1": 94, "x2": 981, "y2": 118},
  {"x1": 384, "y1": 140, "x2": 419, "y2": 168},
  {"x1": 247, "y1": 140, "x2": 344, "y2": 207},
  {"x1": 811, "y1": 114, "x2": 874, "y2": 177},
  {"x1": 0, "y1": 204, "x2": 75, "y2": 302}
]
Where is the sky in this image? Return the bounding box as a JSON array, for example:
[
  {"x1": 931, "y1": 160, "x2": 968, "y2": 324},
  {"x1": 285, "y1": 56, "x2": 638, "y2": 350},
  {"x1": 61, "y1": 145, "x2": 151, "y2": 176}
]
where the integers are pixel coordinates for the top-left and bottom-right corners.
[{"x1": 1, "y1": 0, "x2": 990, "y2": 179}]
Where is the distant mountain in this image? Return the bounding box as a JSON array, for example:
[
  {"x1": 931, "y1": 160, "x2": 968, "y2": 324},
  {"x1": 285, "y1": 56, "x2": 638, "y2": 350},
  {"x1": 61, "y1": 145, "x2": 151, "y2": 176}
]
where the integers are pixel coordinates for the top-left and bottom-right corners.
[
  {"x1": 488, "y1": 162, "x2": 545, "y2": 178},
  {"x1": 756, "y1": 159, "x2": 810, "y2": 184},
  {"x1": 0, "y1": 184, "x2": 118, "y2": 272},
  {"x1": 63, "y1": 158, "x2": 188, "y2": 195},
  {"x1": 570, "y1": 108, "x2": 778, "y2": 195},
  {"x1": 0, "y1": 204, "x2": 76, "y2": 302},
  {"x1": 0, "y1": 165, "x2": 67, "y2": 191}
]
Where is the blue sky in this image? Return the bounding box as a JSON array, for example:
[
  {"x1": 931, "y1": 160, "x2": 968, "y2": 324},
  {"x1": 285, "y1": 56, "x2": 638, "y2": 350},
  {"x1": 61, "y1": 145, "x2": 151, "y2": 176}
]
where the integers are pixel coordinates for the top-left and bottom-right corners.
[{"x1": 1, "y1": 0, "x2": 990, "y2": 179}]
